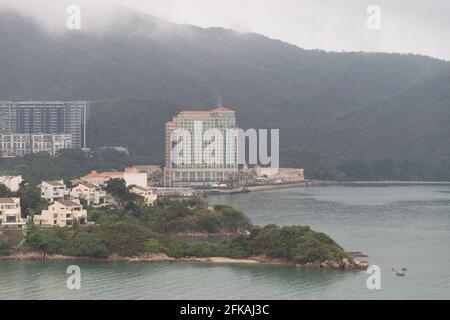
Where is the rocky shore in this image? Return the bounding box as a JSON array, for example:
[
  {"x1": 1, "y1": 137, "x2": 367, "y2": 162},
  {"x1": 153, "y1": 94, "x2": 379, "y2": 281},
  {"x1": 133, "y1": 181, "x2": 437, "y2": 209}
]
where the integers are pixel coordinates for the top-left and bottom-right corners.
[
  {"x1": 296, "y1": 257, "x2": 368, "y2": 271},
  {"x1": 0, "y1": 249, "x2": 368, "y2": 271}
]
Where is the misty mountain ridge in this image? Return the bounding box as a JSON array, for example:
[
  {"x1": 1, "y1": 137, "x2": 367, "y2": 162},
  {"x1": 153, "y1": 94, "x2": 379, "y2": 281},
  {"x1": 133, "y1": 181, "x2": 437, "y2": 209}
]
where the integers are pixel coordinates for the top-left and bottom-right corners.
[{"x1": 1, "y1": 8, "x2": 449, "y2": 180}]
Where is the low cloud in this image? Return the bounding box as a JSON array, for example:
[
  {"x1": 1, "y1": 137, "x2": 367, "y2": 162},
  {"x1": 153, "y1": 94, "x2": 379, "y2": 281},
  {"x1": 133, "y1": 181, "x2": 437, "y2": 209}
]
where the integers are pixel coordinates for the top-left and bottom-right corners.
[{"x1": 0, "y1": 0, "x2": 449, "y2": 60}]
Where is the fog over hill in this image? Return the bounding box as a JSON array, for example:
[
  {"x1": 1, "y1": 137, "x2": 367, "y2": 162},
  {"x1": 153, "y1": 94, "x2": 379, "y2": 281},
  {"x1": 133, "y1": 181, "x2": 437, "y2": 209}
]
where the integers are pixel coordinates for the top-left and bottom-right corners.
[{"x1": 1, "y1": 8, "x2": 449, "y2": 179}]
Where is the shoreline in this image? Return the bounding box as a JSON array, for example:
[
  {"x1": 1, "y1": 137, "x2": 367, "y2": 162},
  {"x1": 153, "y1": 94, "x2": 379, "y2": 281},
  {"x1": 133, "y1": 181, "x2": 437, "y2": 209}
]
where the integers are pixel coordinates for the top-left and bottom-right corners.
[
  {"x1": 0, "y1": 250, "x2": 368, "y2": 271},
  {"x1": 205, "y1": 180, "x2": 450, "y2": 195},
  {"x1": 333, "y1": 180, "x2": 450, "y2": 185}
]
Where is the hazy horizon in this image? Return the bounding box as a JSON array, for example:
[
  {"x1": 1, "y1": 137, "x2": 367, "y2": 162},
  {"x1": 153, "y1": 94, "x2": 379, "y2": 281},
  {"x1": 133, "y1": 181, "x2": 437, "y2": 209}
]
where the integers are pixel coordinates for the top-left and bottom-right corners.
[{"x1": 0, "y1": 0, "x2": 449, "y2": 61}]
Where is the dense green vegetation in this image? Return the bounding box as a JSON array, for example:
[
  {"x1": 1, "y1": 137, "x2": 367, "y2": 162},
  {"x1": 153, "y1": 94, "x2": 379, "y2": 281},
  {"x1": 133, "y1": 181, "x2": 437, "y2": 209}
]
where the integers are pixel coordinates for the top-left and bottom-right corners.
[
  {"x1": 19, "y1": 196, "x2": 347, "y2": 264},
  {"x1": 0, "y1": 149, "x2": 135, "y2": 182},
  {"x1": 89, "y1": 193, "x2": 252, "y2": 236},
  {"x1": 219, "y1": 225, "x2": 346, "y2": 263}
]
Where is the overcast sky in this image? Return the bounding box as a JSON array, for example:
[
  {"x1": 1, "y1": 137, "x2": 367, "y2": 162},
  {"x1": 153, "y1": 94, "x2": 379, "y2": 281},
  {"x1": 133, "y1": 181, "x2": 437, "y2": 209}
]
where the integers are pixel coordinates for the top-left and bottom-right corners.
[{"x1": 1, "y1": 0, "x2": 449, "y2": 61}]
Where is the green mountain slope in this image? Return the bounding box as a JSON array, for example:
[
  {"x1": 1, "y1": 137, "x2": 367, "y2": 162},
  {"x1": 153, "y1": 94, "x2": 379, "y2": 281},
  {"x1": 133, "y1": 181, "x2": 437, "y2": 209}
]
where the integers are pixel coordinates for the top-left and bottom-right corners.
[{"x1": 0, "y1": 9, "x2": 449, "y2": 179}]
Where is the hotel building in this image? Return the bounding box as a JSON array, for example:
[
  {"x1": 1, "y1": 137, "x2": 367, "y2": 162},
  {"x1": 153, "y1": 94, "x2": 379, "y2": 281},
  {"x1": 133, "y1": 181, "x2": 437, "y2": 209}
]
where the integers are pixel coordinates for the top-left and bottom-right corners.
[{"x1": 164, "y1": 107, "x2": 239, "y2": 187}]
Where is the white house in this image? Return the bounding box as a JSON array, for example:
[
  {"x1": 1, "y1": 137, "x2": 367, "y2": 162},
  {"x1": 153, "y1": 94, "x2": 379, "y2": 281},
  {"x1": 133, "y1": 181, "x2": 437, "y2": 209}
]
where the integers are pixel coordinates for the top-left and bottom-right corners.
[
  {"x1": 0, "y1": 175, "x2": 23, "y2": 192},
  {"x1": 70, "y1": 183, "x2": 107, "y2": 207},
  {"x1": 130, "y1": 186, "x2": 158, "y2": 205},
  {"x1": 0, "y1": 198, "x2": 26, "y2": 228},
  {"x1": 33, "y1": 199, "x2": 87, "y2": 227},
  {"x1": 41, "y1": 180, "x2": 69, "y2": 202},
  {"x1": 123, "y1": 172, "x2": 148, "y2": 188}
]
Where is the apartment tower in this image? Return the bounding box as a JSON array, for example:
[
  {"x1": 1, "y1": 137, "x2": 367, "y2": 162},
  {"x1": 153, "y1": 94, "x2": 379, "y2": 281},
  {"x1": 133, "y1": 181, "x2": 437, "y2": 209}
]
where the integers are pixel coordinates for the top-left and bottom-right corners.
[{"x1": 0, "y1": 101, "x2": 88, "y2": 156}]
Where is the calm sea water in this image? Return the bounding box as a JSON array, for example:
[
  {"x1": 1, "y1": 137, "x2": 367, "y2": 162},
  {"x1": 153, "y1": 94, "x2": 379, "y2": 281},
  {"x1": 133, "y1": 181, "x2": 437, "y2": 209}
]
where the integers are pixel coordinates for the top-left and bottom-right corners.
[{"x1": 1, "y1": 185, "x2": 449, "y2": 299}]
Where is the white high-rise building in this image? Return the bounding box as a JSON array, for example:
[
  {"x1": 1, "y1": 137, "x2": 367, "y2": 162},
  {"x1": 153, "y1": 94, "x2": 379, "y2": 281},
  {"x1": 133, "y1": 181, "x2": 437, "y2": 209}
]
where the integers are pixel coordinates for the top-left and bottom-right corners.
[
  {"x1": 164, "y1": 107, "x2": 239, "y2": 187},
  {"x1": 0, "y1": 101, "x2": 88, "y2": 150},
  {"x1": 0, "y1": 133, "x2": 72, "y2": 157}
]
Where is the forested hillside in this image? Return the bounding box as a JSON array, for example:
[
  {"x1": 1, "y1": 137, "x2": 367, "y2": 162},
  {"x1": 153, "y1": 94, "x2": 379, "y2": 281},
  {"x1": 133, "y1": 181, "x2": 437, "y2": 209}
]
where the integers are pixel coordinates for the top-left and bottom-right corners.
[{"x1": 1, "y1": 8, "x2": 449, "y2": 179}]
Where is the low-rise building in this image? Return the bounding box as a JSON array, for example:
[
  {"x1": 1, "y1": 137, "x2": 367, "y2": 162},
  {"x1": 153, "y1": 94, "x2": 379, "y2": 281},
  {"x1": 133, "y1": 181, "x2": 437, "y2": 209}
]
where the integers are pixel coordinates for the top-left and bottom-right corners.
[
  {"x1": 131, "y1": 165, "x2": 163, "y2": 181},
  {"x1": 33, "y1": 200, "x2": 87, "y2": 227},
  {"x1": 150, "y1": 187, "x2": 196, "y2": 198},
  {"x1": 0, "y1": 133, "x2": 72, "y2": 157},
  {"x1": 70, "y1": 183, "x2": 107, "y2": 207},
  {"x1": 81, "y1": 169, "x2": 147, "y2": 188},
  {"x1": 0, "y1": 198, "x2": 26, "y2": 228},
  {"x1": 0, "y1": 175, "x2": 23, "y2": 192},
  {"x1": 81, "y1": 171, "x2": 124, "y2": 186},
  {"x1": 123, "y1": 167, "x2": 148, "y2": 188},
  {"x1": 253, "y1": 167, "x2": 305, "y2": 184},
  {"x1": 130, "y1": 186, "x2": 158, "y2": 205},
  {"x1": 41, "y1": 180, "x2": 69, "y2": 202},
  {"x1": 276, "y1": 168, "x2": 305, "y2": 182}
]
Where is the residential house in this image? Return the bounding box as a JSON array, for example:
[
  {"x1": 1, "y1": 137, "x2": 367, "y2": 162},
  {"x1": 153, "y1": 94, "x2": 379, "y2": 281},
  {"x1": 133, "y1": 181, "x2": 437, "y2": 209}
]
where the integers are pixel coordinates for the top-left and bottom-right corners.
[
  {"x1": 0, "y1": 175, "x2": 23, "y2": 192},
  {"x1": 130, "y1": 186, "x2": 158, "y2": 205},
  {"x1": 0, "y1": 198, "x2": 26, "y2": 228},
  {"x1": 70, "y1": 183, "x2": 107, "y2": 207},
  {"x1": 41, "y1": 180, "x2": 69, "y2": 202},
  {"x1": 33, "y1": 200, "x2": 87, "y2": 227}
]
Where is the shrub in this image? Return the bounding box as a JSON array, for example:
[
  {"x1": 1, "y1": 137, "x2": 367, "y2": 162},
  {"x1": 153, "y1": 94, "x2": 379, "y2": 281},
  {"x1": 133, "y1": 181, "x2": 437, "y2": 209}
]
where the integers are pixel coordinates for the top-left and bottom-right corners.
[{"x1": 0, "y1": 242, "x2": 12, "y2": 250}]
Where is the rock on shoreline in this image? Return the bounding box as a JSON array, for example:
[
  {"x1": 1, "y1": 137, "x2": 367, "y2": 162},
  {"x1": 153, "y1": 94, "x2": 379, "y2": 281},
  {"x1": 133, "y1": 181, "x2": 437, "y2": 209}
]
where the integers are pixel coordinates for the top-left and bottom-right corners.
[
  {"x1": 0, "y1": 250, "x2": 368, "y2": 271},
  {"x1": 296, "y1": 257, "x2": 368, "y2": 271}
]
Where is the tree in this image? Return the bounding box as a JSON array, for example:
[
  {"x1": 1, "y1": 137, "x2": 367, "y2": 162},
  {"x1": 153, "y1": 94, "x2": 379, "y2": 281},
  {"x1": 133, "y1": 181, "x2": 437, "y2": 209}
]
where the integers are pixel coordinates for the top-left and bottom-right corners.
[
  {"x1": 26, "y1": 226, "x2": 65, "y2": 260},
  {"x1": 16, "y1": 182, "x2": 49, "y2": 217},
  {"x1": 104, "y1": 179, "x2": 139, "y2": 211},
  {"x1": 98, "y1": 221, "x2": 149, "y2": 256},
  {"x1": 0, "y1": 185, "x2": 13, "y2": 198}
]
